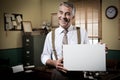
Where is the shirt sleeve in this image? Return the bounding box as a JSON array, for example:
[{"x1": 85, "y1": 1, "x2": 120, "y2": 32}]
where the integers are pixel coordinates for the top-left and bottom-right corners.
[{"x1": 41, "y1": 32, "x2": 52, "y2": 65}]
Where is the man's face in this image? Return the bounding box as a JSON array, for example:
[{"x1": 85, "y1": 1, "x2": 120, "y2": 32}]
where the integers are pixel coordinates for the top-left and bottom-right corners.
[{"x1": 57, "y1": 5, "x2": 74, "y2": 29}]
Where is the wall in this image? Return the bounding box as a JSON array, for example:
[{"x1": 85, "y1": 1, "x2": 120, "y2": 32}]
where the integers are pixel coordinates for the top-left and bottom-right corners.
[
  {"x1": 0, "y1": 0, "x2": 42, "y2": 49},
  {"x1": 102, "y1": 0, "x2": 120, "y2": 50},
  {"x1": 0, "y1": 48, "x2": 23, "y2": 66}
]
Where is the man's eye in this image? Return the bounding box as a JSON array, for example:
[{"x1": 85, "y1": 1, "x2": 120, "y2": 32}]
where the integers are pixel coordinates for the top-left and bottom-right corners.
[{"x1": 66, "y1": 13, "x2": 70, "y2": 16}]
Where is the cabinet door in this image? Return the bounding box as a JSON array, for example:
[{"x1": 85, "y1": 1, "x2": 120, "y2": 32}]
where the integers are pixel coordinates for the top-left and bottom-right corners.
[{"x1": 33, "y1": 35, "x2": 46, "y2": 67}]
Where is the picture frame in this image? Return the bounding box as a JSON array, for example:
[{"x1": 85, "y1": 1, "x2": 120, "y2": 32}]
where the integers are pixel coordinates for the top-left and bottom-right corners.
[
  {"x1": 22, "y1": 21, "x2": 32, "y2": 32},
  {"x1": 4, "y1": 13, "x2": 23, "y2": 31},
  {"x1": 51, "y1": 13, "x2": 58, "y2": 28}
]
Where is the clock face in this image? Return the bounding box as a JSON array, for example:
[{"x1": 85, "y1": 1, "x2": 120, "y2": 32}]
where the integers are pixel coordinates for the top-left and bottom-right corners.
[{"x1": 105, "y1": 6, "x2": 118, "y2": 19}]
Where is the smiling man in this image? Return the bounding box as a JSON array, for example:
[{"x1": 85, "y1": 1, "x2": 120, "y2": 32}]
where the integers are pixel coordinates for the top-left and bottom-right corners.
[{"x1": 41, "y1": 1, "x2": 89, "y2": 80}]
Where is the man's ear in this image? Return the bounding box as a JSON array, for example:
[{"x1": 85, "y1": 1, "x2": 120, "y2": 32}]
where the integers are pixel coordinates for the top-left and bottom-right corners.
[
  {"x1": 72, "y1": 16, "x2": 75, "y2": 25},
  {"x1": 72, "y1": 16, "x2": 75, "y2": 19}
]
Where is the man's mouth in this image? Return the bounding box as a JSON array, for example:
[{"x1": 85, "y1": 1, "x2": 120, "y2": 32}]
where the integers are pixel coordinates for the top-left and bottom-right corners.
[
  {"x1": 60, "y1": 20, "x2": 67, "y2": 24},
  {"x1": 63, "y1": 18, "x2": 69, "y2": 22}
]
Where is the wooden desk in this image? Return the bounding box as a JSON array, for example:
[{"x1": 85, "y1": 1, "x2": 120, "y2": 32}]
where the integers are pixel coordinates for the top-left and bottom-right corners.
[{"x1": 33, "y1": 67, "x2": 52, "y2": 80}]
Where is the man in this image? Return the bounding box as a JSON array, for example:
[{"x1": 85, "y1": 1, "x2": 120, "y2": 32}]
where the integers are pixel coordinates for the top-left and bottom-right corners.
[{"x1": 41, "y1": 1, "x2": 89, "y2": 80}]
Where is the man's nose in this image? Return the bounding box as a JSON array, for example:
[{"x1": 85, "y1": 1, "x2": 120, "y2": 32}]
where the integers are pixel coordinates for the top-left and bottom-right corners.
[{"x1": 61, "y1": 14, "x2": 66, "y2": 18}]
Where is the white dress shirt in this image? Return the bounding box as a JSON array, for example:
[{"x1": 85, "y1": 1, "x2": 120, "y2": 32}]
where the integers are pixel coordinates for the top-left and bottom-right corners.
[{"x1": 41, "y1": 25, "x2": 89, "y2": 65}]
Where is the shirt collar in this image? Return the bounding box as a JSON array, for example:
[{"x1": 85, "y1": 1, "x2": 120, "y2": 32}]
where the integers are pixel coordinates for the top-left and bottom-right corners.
[{"x1": 58, "y1": 25, "x2": 75, "y2": 34}]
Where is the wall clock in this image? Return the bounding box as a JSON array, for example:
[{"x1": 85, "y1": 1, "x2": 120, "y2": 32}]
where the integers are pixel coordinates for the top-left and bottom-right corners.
[{"x1": 105, "y1": 6, "x2": 118, "y2": 19}]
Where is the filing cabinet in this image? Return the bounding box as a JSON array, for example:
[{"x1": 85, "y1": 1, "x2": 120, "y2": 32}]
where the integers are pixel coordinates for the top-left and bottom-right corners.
[
  {"x1": 23, "y1": 35, "x2": 34, "y2": 66},
  {"x1": 22, "y1": 34, "x2": 46, "y2": 67}
]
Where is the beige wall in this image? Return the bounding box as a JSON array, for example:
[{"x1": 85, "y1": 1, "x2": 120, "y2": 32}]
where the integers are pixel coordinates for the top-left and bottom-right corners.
[
  {"x1": 0, "y1": 0, "x2": 119, "y2": 50},
  {"x1": 102, "y1": 0, "x2": 120, "y2": 50},
  {"x1": 0, "y1": 0, "x2": 42, "y2": 49}
]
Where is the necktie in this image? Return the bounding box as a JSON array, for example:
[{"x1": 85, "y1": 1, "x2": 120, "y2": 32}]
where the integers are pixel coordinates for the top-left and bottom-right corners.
[{"x1": 62, "y1": 30, "x2": 68, "y2": 44}]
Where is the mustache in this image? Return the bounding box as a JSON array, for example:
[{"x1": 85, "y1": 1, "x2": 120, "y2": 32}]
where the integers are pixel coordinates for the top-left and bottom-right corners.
[{"x1": 63, "y1": 18, "x2": 70, "y2": 22}]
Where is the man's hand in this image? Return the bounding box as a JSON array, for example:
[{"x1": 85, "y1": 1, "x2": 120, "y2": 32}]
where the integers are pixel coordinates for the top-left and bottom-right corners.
[
  {"x1": 46, "y1": 58, "x2": 67, "y2": 73},
  {"x1": 99, "y1": 42, "x2": 108, "y2": 54},
  {"x1": 55, "y1": 58, "x2": 67, "y2": 73}
]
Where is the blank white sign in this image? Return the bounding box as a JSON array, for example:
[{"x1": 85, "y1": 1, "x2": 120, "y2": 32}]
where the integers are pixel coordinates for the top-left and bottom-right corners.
[{"x1": 63, "y1": 44, "x2": 106, "y2": 71}]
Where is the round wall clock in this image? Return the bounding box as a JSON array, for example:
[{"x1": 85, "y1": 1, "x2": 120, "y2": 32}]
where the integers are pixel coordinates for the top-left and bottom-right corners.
[{"x1": 105, "y1": 6, "x2": 118, "y2": 19}]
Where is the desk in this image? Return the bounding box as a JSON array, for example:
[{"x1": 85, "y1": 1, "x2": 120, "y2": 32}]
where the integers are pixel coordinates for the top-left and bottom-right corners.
[
  {"x1": 34, "y1": 66, "x2": 120, "y2": 80},
  {"x1": 33, "y1": 67, "x2": 52, "y2": 80}
]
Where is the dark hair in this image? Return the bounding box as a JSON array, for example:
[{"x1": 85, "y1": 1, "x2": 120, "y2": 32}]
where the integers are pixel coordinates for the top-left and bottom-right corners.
[{"x1": 59, "y1": 2, "x2": 76, "y2": 16}]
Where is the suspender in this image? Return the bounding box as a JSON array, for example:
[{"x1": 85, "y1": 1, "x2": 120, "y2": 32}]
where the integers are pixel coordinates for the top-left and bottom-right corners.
[
  {"x1": 52, "y1": 28, "x2": 58, "y2": 60},
  {"x1": 76, "y1": 27, "x2": 81, "y2": 44},
  {"x1": 52, "y1": 27, "x2": 81, "y2": 60}
]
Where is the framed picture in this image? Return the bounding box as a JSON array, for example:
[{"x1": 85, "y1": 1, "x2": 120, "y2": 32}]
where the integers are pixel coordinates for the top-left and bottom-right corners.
[
  {"x1": 22, "y1": 21, "x2": 32, "y2": 32},
  {"x1": 4, "y1": 13, "x2": 23, "y2": 31},
  {"x1": 51, "y1": 13, "x2": 58, "y2": 28}
]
